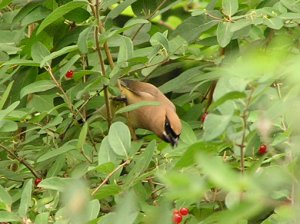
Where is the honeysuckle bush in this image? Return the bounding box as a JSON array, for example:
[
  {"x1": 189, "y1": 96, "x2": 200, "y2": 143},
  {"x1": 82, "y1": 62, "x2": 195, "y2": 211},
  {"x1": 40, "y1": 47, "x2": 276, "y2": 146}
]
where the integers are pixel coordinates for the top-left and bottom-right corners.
[{"x1": 0, "y1": 0, "x2": 300, "y2": 223}]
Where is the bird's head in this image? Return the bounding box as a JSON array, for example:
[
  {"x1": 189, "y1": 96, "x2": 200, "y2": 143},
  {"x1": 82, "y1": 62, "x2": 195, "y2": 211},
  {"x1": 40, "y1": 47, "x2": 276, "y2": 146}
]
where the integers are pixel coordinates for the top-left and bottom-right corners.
[{"x1": 161, "y1": 110, "x2": 182, "y2": 147}]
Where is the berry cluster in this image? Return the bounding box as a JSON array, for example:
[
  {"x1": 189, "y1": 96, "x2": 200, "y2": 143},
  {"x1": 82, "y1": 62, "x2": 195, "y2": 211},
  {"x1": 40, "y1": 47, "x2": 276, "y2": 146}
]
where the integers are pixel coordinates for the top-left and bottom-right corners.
[{"x1": 173, "y1": 207, "x2": 189, "y2": 223}]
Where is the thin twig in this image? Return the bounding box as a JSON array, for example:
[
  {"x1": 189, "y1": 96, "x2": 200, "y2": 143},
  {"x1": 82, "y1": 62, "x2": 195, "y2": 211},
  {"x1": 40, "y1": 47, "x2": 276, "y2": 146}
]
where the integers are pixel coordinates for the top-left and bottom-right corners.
[
  {"x1": 0, "y1": 143, "x2": 41, "y2": 178},
  {"x1": 274, "y1": 82, "x2": 287, "y2": 131},
  {"x1": 89, "y1": 0, "x2": 113, "y2": 127},
  {"x1": 239, "y1": 88, "x2": 254, "y2": 174},
  {"x1": 46, "y1": 66, "x2": 75, "y2": 114},
  {"x1": 204, "y1": 81, "x2": 217, "y2": 112},
  {"x1": 91, "y1": 160, "x2": 130, "y2": 195}
]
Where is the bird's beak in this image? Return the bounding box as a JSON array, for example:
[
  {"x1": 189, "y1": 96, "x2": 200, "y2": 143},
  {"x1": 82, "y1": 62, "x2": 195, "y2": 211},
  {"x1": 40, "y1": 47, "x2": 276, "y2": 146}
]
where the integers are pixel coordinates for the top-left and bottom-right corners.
[{"x1": 163, "y1": 132, "x2": 179, "y2": 147}]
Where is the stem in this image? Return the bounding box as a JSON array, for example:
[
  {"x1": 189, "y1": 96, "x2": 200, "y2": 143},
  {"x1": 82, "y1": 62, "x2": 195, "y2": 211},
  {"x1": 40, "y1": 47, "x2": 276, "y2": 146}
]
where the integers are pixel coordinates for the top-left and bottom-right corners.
[
  {"x1": 91, "y1": 160, "x2": 130, "y2": 195},
  {"x1": 274, "y1": 82, "x2": 287, "y2": 131},
  {"x1": 0, "y1": 143, "x2": 41, "y2": 178},
  {"x1": 46, "y1": 66, "x2": 75, "y2": 114},
  {"x1": 239, "y1": 88, "x2": 254, "y2": 174},
  {"x1": 89, "y1": 0, "x2": 113, "y2": 127},
  {"x1": 204, "y1": 81, "x2": 217, "y2": 112},
  {"x1": 47, "y1": 66, "x2": 98, "y2": 153}
]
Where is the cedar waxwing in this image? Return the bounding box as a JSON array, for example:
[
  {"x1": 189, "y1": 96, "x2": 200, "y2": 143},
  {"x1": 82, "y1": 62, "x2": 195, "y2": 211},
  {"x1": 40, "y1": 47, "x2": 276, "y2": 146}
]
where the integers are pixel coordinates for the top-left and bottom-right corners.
[{"x1": 119, "y1": 79, "x2": 182, "y2": 146}]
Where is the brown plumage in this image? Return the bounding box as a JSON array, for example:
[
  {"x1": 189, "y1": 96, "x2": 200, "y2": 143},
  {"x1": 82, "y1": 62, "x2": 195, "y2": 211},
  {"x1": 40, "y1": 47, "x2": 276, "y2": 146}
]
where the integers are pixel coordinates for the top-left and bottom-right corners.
[{"x1": 119, "y1": 79, "x2": 182, "y2": 146}]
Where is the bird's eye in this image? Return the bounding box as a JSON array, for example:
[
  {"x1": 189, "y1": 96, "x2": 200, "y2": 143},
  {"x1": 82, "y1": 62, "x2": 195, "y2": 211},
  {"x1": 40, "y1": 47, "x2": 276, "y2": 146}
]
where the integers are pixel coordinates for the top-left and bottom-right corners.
[{"x1": 165, "y1": 120, "x2": 170, "y2": 128}]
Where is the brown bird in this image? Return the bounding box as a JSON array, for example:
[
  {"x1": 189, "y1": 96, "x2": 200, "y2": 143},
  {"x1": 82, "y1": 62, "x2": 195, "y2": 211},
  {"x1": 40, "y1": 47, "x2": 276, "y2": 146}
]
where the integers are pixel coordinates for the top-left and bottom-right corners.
[{"x1": 119, "y1": 79, "x2": 182, "y2": 146}]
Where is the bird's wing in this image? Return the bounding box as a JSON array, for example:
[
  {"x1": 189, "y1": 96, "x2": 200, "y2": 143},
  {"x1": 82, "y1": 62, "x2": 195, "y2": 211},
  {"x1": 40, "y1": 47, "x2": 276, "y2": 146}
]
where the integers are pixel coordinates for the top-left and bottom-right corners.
[
  {"x1": 121, "y1": 79, "x2": 176, "y2": 110},
  {"x1": 121, "y1": 79, "x2": 159, "y2": 98}
]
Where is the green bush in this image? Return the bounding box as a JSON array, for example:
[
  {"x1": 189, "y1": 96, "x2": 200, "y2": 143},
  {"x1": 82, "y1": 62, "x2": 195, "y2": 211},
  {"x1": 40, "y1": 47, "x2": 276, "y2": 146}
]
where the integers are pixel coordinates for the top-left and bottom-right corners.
[{"x1": 0, "y1": 0, "x2": 299, "y2": 223}]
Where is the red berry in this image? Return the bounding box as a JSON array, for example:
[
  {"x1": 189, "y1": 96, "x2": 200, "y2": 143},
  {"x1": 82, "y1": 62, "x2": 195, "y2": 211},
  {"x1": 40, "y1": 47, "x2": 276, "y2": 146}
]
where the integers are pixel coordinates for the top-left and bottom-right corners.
[
  {"x1": 65, "y1": 70, "x2": 74, "y2": 79},
  {"x1": 173, "y1": 213, "x2": 182, "y2": 224},
  {"x1": 201, "y1": 112, "x2": 208, "y2": 123},
  {"x1": 179, "y1": 207, "x2": 189, "y2": 216},
  {"x1": 259, "y1": 144, "x2": 267, "y2": 155},
  {"x1": 35, "y1": 178, "x2": 42, "y2": 186}
]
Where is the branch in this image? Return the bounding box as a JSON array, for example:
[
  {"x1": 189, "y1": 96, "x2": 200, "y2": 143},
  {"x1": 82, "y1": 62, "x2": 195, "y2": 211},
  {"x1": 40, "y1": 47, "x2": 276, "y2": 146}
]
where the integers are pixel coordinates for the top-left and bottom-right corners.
[
  {"x1": 46, "y1": 66, "x2": 75, "y2": 114},
  {"x1": 91, "y1": 159, "x2": 130, "y2": 195},
  {"x1": 239, "y1": 88, "x2": 254, "y2": 174},
  {"x1": 204, "y1": 81, "x2": 217, "y2": 112},
  {"x1": 0, "y1": 143, "x2": 41, "y2": 179},
  {"x1": 89, "y1": 0, "x2": 113, "y2": 127}
]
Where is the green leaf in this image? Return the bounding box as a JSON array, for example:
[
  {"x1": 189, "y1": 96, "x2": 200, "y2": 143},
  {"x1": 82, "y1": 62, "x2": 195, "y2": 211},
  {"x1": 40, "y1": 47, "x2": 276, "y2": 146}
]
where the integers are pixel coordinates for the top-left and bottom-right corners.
[
  {"x1": 20, "y1": 80, "x2": 56, "y2": 98},
  {"x1": 64, "y1": 7, "x2": 90, "y2": 23},
  {"x1": 175, "y1": 142, "x2": 224, "y2": 168},
  {"x1": 46, "y1": 155, "x2": 66, "y2": 178},
  {"x1": 124, "y1": 140, "x2": 156, "y2": 187},
  {"x1": 0, "y1": 168, "x2": 24, "y2": 182},
  {"x1": 203, "y1": 114, "x2": 232, "y2": 141},
  {"x1": 98, "y1": 137, "x2": 117, "y2": 165},
  {"x1": 159, "y1": 66, "x2": 205, "y2": 93},
  {"x1": 40, "y1": 45, "x2": 78, "y2": 67},
  {"x1": 132, "y1": 0, "x2": 161, "y2": 17},
  {"x1": 202, "y1": 202, "x2": 263, "y2": 224},
  {"x1": 115, "y1": 101, "x2": 160, "y2": 114},
  {"x1": 281, "y1": 0, "x2": 300, "y2": 13},
  {"x1": 86, "y1": 199, "x2": 100, "y2": 221},
  {"x1": 230, "y1": 19, "x2": 251, "y2": 32},
  {"x1": 107, "y1": 190, "x2": 139, "y2": 224},
  {"x1": 31, "y1": 42, "x2": 50, "y2": 63},
  {"x1": 107, "y1": 0, "x2": 138, "y2": 19},
  {"x1": 0, "y1": 101, "x2": 19, "y2": 121},
  {"x1": 263, "y1": 17, "x2": 283, "y2": 30},
  {"x1": 18, "y1": 179, "x2": 32, "y2": 217},
  {"x1": 77, "y1": 122, "x2": 88, "y2": 150},
  {"x1": 0, "y1": 211, "x2": 20, "y2": 222},
  {"x1": 0, "y1": 185, "x2": 12, "y2": 211},
  {"x1": 93, "y1": 184, "x2": 121, "y2": 200},
  {"x1": 0, "y1": 43, "x2": 20, "y2": 55},
  {"x1": 36, "y1": 1, "x2": 87, "y2": 34},
  {"x1": 117, "y1": 36, "x2": 133, "y2": 65},
  {"x1": 0, "y1": 81, "x2": 13, "y2": 110},
  {"x1": 78, "y1": 27, "x2": 92, "y2": 54},
  {"x1": 21, "y1": 6, "x2": 51, "y2": 27},
  {"x1": 279, "y1": 12, "x2": 300, "y2": 19},
  {"x1": 38, "y1": 177, "x2": 74, "y2": 192},
  {"x1": 28, "y1": 94, "x2": 55, "y2": 112},
  {"x1": 37, "y1": 144, "x2": 76, "y2": 162},
  {"x1": 222, "y1": 0, "x2": 238, "y2": 17},
  {"x1": 217, "y1": 22, "x2": 233, "y2": 47},
  {"x1": 2, "y1": 59, "x2": 40, "y2": 67},
  {"x1": 197, "y1": 152, "x2": 244, "y2": 191},
  {"x1": 35, "y1": 212, "x2": 50, "y2": 224},
  {"x1": 95, "y1": 162, "x2": 115, "y2": 174},
  {"x1": 172, "y1": 13, "x2": 220, "y2": 43},
  {"x1": 150, "y1": 32, "x2": 169, "y2": 52},
  {"x1": 208, "y1": 91, "x2": 246, "y2": 111},
  {"x1": 100, "y1": 19, "x2": 149, "y2": 44},
  {"x1": 180, "y1": 121, "x2": 197, "y2": 144},
  {"x1": 0, "y1": 120, "x2": 18, "y2": 132},
  {"x1": 12, "y1": 1, "x2": 40, "y2": 25},
  {"x1": 108, "y1": 122, "x2": 131, "y2": 157}
]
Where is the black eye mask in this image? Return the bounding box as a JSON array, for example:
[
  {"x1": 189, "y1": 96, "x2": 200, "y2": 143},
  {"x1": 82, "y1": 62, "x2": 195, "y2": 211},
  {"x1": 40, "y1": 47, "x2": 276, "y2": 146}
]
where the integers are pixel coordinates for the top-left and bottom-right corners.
[{"x1": 164, "y1": 117, "x2": 180, "y2": 146}]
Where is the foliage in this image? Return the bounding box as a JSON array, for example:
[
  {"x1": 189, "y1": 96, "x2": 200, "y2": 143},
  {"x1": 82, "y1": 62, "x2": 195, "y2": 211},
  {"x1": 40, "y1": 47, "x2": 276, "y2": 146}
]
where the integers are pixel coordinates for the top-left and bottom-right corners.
[{"x1": 0, "y1": 0, "x2": 300, "y2": 223}]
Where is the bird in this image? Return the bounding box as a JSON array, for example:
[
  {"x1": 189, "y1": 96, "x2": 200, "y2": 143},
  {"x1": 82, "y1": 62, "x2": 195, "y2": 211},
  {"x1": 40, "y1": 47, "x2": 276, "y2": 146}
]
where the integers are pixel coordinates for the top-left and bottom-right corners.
[{"x1": 118, "y1": 79, "x2": 182, "y2": 146}]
